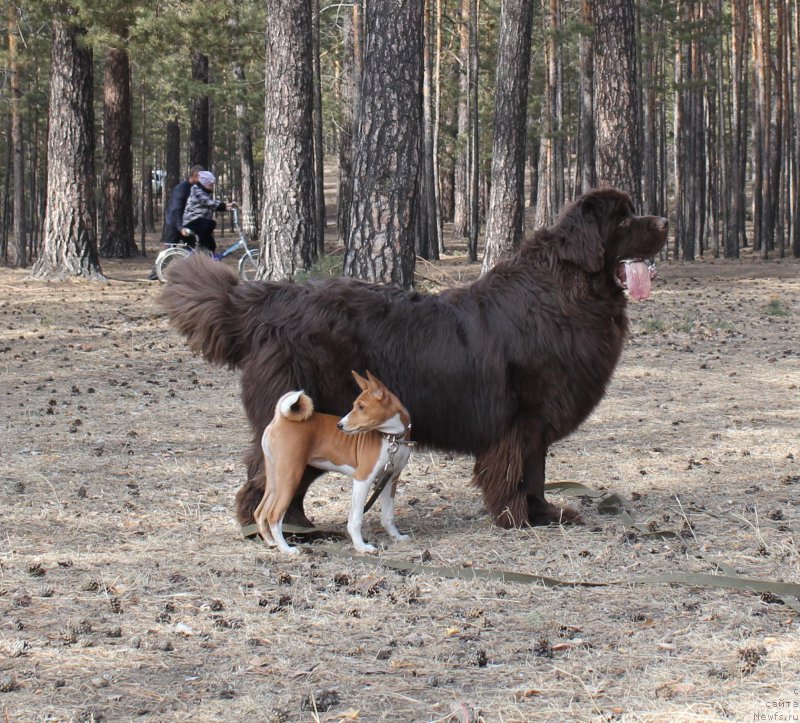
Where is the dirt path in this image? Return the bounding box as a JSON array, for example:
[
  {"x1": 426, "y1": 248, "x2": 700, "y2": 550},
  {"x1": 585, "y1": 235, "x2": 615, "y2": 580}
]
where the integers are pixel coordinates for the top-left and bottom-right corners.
[{"x1": 1, "y1": 252, "x2": 798, "y2": 722}]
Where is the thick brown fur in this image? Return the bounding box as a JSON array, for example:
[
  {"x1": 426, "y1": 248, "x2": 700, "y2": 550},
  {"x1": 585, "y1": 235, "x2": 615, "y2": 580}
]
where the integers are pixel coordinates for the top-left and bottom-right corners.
[{"x1": 160, "y1": 188, "x2": 668, "y2": 530}]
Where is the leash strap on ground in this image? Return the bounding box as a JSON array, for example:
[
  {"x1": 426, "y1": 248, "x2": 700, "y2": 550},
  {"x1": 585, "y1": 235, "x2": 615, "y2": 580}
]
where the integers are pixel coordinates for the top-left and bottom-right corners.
[
  {"x1": 309, "y1": 543, "x2": 800, "y2": 603},
  {"x1": 241, "y1": 481, "x2": 800, "y2": 610}
]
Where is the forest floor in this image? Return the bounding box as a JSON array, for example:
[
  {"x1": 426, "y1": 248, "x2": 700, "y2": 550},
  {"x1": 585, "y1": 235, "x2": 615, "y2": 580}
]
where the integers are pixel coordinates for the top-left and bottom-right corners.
[{"x1": 1, "y1": 238, "x2": 799, "y2": 723}]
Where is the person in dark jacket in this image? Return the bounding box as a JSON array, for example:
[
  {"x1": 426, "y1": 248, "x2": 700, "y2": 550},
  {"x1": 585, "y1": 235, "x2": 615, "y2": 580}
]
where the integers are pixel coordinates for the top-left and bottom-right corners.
[
  {"x1": 147, "y1": 165, "x2": 205, "y2": 280},
  {"x1": 164, "y1": 165, "x2": 205, "y2": 245}
]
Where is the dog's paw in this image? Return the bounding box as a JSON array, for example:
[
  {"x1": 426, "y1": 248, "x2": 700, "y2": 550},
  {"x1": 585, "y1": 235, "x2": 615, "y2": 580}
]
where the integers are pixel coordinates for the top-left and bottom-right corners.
[
  {"x1": 354, "y1": 543, "x2": 378, "y2": 555},
  {"x1": 392, "y1": 532, "x2": 410, "y2": 542}
]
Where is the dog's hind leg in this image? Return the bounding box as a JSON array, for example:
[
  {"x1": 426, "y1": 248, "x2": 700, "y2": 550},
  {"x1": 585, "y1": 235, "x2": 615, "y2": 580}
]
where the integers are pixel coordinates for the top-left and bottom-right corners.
[
  {"x1": 472, "y1": 427, "x2": 528, "y2": 529},
  {"x1": 266, "y1": 475, "x2": 303, "y2": 555},
  {"x1": 520, "y1": 427, "x2": 582, "y2": 526},
  {"x1": 238, "y1": 437, "x2": 319, "y2": 529},
  {"x1": 255, "y1": 432, "x2": 279, "y2": 546}
]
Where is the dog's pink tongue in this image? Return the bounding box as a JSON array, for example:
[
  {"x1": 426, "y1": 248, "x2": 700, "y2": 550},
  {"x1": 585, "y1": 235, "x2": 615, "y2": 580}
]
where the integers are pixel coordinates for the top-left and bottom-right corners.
[{"x1": 626, "y1": 261, "x2": 652, "y2": 300}]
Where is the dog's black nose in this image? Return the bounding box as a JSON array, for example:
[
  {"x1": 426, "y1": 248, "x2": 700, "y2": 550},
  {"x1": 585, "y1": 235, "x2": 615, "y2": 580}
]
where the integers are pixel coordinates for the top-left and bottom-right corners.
[{"x1": 336, "y1": 421, "x2": 343, "y2": 430}]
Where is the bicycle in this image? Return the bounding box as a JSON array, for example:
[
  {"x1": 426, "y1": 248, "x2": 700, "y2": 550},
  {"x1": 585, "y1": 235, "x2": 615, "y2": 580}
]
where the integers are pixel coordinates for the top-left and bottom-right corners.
[{"x1": 155, "y1": 208, "x2": 260, "y2": 282}]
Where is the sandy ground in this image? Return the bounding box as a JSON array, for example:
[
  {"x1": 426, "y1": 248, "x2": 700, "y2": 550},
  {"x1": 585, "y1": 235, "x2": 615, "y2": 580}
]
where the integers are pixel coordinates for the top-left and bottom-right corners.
[{"x1": 1, "y1": 248, "x2": 799, "y2": 722}]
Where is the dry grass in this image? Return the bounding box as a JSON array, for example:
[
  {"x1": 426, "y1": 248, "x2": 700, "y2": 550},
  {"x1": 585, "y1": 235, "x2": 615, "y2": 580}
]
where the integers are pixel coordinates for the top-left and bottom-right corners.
[{"x1": 1, "y1": 248, "x2": 799, "y2": 722}]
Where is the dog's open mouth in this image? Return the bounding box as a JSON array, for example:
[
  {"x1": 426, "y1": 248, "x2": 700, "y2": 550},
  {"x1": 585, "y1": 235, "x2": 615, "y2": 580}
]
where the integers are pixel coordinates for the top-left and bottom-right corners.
[{"x1": 615, "y1": 259, "x2": 657, "y2": 300}]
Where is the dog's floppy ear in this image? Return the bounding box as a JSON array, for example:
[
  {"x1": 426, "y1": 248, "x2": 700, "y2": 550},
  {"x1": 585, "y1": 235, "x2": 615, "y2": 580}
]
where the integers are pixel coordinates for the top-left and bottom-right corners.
[
  {"x1": 351, "y1": 370, "x2": 370, "y2": 391},
  {"x1": 364, "y1": 370, "x2": 386, "y2": 400},
  {"x1": 553, "y1": 195, "x2": 605, "y2": 273}
]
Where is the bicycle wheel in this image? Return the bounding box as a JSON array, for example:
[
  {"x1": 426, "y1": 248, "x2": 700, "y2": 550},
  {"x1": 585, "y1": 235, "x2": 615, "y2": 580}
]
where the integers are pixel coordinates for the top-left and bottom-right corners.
[
  {"x1": 238, "y1": 248, "x2": 260, "y2": 280},
  {"x1": 155, "y1": 246, "x2": 191, "y2": 282}
]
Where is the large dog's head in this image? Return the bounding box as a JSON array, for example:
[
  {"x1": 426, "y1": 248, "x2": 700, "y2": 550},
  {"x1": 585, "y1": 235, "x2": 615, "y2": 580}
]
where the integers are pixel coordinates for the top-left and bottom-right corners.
[{"x1": 553, "y1": 188, "x2": 668, "y2": 299}]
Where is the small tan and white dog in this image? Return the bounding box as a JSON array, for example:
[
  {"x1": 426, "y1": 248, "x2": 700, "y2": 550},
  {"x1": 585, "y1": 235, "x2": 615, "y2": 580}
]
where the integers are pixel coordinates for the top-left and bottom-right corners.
[{"x1": 255, "y1": 371, "x2": 413, "y2": 555}]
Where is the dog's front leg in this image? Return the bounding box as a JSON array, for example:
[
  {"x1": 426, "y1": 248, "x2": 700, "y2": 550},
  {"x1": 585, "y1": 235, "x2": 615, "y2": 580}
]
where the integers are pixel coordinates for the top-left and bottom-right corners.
[
  {"x1": 380, "y1": 475, "x2": 410, "y2": 543},
  {"x1": 348, "y1": 478, "x2": 377, "y2": 554}
]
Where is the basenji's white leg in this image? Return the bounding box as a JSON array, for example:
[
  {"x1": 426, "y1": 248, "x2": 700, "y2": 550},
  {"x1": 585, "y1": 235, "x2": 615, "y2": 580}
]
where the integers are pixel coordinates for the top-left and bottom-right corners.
[
  {"x1": 254, "y1": 500, "x2": 276, "y2": 547},
  {"x1": 269, "y1": 512, "x2": 299, "y2": 555},
  {"x1": 258, "y1": 432, "x2": 277, "y2": 546},
  {"x1": 348, "y1": 478, "x2": 376, "y2": 554},
  {"x1": 380, "y1": 474, "x2": 410, "y2": 542}
]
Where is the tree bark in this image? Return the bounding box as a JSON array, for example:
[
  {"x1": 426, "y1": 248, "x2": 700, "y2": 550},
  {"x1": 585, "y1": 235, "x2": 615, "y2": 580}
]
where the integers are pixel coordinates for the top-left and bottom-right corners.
[
  {"x1": 481, "y1": 0, "x2": 535, "y2": 272},
  {"x1": 233, "y1": 63, "x2": 258, "y2": 240},
  {"x1": 578, "y1": 0, "x2": 595, "y2": 194},
  {"x1": 190, "y1": 52, "x2": 210, "y2": 169},
  {"x1": 726, "y1": 0, "x2": 748, "y2": 257},
  {"x1": 452, "y1": 0, "x2": 470, "y2": 238},
  {"x1": 344, "y1": 0, "x2": 423, "y2": 288},
  {"x1": 591, "y1": 0, "x2": 641, "y2": 203},
  {"x1": 259, "y1": 0, "x2": 316, "y2": 280},
  {"x1": 162, "y1": 120, "x2": 180, "y2": 242},
  {"x1": 752, "y1": 0, "x2": 770, "y2": 256},
  {"x1": 8, "y1": 4, "x2": 27, "y2": 267},
  {"x1": 337, "y1": 3, "x2": 356, "y2": 244},
  {"x1": 421, "y1": 0, "x2": 440, "y2": 261},
  {"x1": 467, "y1": 0, "x2": 479, "y2": 263},
  {"x1": 100, "y1": 47, "x2": 136, "y2": 258},
  {"x1": 32, "y1": 15, "x2": 102, "y2": 280},
  {"x1": 793, "y1": 0, "x2": 800, "y2": 258},
  {"x1": 433, "y1": 0, "x2": 445, "y2": 256},
  {"x1": 311, "y1": 0, "x2": 326, "y2": 255}
]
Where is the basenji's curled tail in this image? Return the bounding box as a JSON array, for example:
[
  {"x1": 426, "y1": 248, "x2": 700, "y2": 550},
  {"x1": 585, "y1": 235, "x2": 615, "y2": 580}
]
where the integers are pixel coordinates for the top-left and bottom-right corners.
[{"x1": 276, "y1": 391, "x2": 314, "y2": 422}]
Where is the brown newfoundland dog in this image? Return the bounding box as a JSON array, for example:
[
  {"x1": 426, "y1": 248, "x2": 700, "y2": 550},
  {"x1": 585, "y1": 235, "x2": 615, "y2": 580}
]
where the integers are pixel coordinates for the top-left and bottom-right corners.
[{"x1": 160, "y1": 188, "x2": 667, "y2": 530}]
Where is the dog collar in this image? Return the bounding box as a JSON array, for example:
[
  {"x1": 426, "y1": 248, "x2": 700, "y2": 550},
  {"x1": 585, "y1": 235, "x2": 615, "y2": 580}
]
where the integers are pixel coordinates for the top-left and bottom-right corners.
[
  {"x1": 381, "y1": 422, "x2": 415, "y2": 448},
  {"x1": 381, "y1": 431, "x2": 415, "y2": 447}
]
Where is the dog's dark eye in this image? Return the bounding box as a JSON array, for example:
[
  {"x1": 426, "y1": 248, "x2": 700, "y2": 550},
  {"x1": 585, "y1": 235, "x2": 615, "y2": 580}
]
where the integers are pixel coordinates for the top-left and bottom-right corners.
[
  {"x1": 618, "y1": 218, "x2": 631, "y2": 228},
  {"x1": 357, "y1": 403, "x2": 365, "y2": 410}
]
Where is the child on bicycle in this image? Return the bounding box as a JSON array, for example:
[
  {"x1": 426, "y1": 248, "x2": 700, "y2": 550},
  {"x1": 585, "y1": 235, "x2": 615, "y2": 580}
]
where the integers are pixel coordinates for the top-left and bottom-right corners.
[{"x1": 182, "y1": 171, "x2": 236, "y2": 254}]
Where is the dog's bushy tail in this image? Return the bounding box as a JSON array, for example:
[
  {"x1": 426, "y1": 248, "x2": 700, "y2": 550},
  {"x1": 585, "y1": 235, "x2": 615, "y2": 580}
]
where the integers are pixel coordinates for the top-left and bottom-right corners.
[
  {"x1": 158, "y1": 253, "x2": 244, "y2": 368},
  {"x1": 276, "y1": 391, "x2": 314, "y2": 422}
]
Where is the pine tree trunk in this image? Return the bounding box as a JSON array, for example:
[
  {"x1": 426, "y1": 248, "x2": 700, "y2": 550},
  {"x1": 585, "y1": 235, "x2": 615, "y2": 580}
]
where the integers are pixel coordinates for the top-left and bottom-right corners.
[
  {"x1": 452, "y1": 0, "x2": 470, "y2": 238},
  {"x1": 770, "y1": 1, "x2": 786, "y2": 258},
  {"x1": 726, "y1": 0, "x2": 748, "y2": 257},
  {"x1": 752, "y1": 0, "x2": 770, "y2": 256},
  {"x1": 8, "y1": 4, "x2": 27, "y2": 267},
  {"x1": 467, "y1": 0, "x2": 480, "y2": 262},
  {"x1": 190, "y1": 52, "x2": 210, "y2": 169},
  {"x1": 233, "y1": 63, "x2": 258, "y2": 240},
  {"x1": 481, "y1": 0, "x2": 535, "y2": 272},
  {"x1": 534, "y1": 107, "x2": 553, "y2": 228},
  {"x1": 421, "y1": 0, "x2": 440, "y2": 261},
  {"x1": 793, "y1": 0, "x2": 800, "y2": 258},
  {"x1": 578, "y1": 0, "x2": 595, "y2": 194},
  {"x1": 100, "y1": 47, "x2": 135, "y2": 258},
  {"x1": 311, "y1": 0, "x2": 326, "y2": 255},
  {"x1": 139, "y1": 77, "x2": 148, "y2": 255},
  {"x1": 259, "y1": 0, "x2": 316, "y2": 280},
  {"x1": 163, "y1": 120, "x2": 180, "y2": 242},
  {"x1": 433, "y1": 0, "x2": 445, "y2": 256},
  {"x1": 337, "y1": 4, "x2": 355, "y2": 244},
  {"x1": 547, "y1": 0, "x2": 564, "y2": 216},
  {"x1": 344, "y1": 0, "x2": 423, "y2": 288},
  {"x1": 32, "y1": 16, "x2": 102, "y2": 280},
  {"x1": 591, "y1": 0, "x2": 641, "y2": 203},
  {"x1": 641, "y1": 6, "x2": 657, "y2": 214}
]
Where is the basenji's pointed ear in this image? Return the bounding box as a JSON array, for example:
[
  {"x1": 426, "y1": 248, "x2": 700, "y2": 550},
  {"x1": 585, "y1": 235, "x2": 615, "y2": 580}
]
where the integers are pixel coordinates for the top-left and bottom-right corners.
[
  {"x1": 365, "y1": 370, "x2": 386, "y2": 400},
  {"x1": 351, "y1": 370, "x2": 370, "y2": 391}
]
